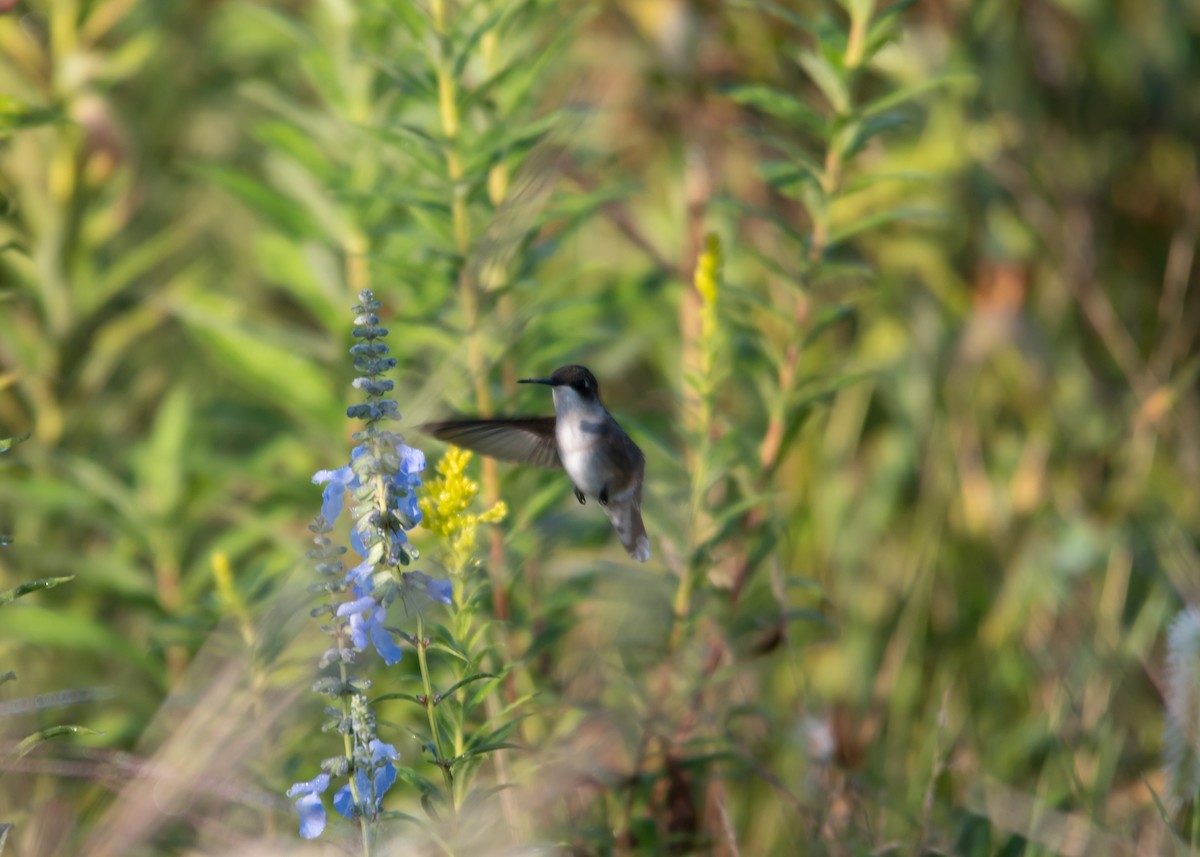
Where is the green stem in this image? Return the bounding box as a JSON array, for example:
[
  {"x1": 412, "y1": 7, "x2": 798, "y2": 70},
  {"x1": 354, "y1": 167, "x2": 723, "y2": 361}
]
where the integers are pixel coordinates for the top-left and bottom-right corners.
[
  {"x1": 416, "y1": 612, "x2": 457, "y2": 831},
  {"x1": 336, "y1": 659, "x2": 373, "y2": 856}
]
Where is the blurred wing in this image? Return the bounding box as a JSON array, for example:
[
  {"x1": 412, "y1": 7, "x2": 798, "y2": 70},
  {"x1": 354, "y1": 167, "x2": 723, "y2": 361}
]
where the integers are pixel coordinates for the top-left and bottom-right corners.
[{"x1": 421, "y1": 418, "x2": 561, "y2": 469}]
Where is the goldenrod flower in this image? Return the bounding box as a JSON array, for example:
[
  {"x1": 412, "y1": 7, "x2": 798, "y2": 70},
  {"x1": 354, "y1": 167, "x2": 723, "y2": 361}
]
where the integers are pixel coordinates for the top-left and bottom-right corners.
[{"x1": 419, "y1": 446, "x2": 507, "y2": 571}]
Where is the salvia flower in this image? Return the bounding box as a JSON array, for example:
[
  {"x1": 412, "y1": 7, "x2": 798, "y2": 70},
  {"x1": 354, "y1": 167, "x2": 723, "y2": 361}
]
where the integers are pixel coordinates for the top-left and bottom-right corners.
[
  {"x1": 286, "y1": 773, "x2": 331, "y2": 839},
  {"x1": 288, "y1": 290, "x2": 452, "y2": 841}
]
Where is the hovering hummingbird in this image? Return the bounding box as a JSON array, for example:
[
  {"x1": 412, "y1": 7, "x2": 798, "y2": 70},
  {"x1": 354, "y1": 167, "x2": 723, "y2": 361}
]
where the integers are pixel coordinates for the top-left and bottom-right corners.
[{"x1": 421, "y1": 364, "x2": 650, "y2": 562}]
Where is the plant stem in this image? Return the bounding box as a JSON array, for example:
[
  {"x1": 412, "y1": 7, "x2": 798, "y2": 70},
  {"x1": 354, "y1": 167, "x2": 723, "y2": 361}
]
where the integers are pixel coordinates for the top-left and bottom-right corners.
[
  {"x1": 337, "y1": 658, "x2": 373, "y2": 856},
  {"x1": 430, "y1": 0, "x2": 510, "y2": 620},
  {"x1": 416, "y1": 612, "x2": 457, "y2": 828}
]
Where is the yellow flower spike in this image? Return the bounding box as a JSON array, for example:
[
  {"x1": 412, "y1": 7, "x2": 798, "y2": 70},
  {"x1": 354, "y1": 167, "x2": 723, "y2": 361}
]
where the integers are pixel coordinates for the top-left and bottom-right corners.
[
  {"x1": 212, "y1": 551, "x2": 238, "y2": 608},
  {"x1": 212, "y1": 551, "x2": 253, "y2": 646},
  {"x1": 419, "y1": 447, "x2": 508, "y2": 572},
  {"x1": 695, "y1": 232, "x2": 721, "y2": 306},
  {"x1": 693, "y1": 233, "x2": 723, "y2": 391}
]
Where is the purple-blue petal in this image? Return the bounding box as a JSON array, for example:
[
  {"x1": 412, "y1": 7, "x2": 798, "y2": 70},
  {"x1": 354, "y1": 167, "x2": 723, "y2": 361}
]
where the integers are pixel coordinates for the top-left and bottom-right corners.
[
  {"x1": 311, "y1": 467, "x2": 348, "y2": 486},
  {"x1": 332, "y1": 782, "x2": 355, "y2": 819},
  {"x1": 287, "y1": 772, "x2": 330, "y2": 798},
  {"x1": 316, "y1": 465, "x2": 355, "y2": 524},
  {"x1": 396, "y1": 492, "x2": 422, "y2": 526},
  {"x1": 369, "y1": 616, "x2": 405, "y2": 665},
  {"x1": 350, "y1": 525, "x2": 368, "y2": 558},
  {"x1": 369, "y1": 739, "x2": 398, "y2": 763},
  {"x1": 336, "y1": 596, "x2": 377, "y2": 618},
  {"x1": 321, "y1": 490, "x2": 342, "y2": 525},
  {"x1": 398, "y1": 445, "x2": 425, "y2": 474},
  {"x1": 428, "y1": 578, "x2": 453, "y2": 605},
  {"x1": 295, "y1": 791, "x2": 327, "y2": 839},
  {"x1": 345, "y1": 558, "x2": 373, "y2": 586},
  {"x1": 347, "y1": 610, "x2": 369, "y2": 650},
  {"x1": 373, "y1": 761, "x2": 397, "y2": 800}
]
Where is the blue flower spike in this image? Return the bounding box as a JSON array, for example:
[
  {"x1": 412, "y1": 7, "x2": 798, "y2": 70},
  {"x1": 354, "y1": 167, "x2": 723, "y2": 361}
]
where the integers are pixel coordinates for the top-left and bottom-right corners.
[{"x1": 290, "y1": 290, "x2": 456, "y2": 843}]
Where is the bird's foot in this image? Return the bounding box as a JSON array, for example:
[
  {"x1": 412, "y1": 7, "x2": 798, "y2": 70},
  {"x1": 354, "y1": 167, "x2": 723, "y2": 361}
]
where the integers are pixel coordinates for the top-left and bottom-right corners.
[
  {"x1": 598, "y1": 486, "x2": 609, "y2": 506},
  {"x1": 574, "y1": 486, "x2": 586, "y2": 505}
]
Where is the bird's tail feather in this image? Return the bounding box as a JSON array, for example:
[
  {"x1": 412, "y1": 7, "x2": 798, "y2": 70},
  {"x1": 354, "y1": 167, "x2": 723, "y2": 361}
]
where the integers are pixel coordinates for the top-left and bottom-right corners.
[{"x1": 607, "y1": 501, "x2": 650, "y2": 562}]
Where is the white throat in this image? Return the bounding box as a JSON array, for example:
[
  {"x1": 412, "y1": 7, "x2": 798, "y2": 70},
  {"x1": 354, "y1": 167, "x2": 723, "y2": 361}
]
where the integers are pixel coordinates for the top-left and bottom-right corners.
[{"x1": 550, "y1": 386, "x2": 603, "y2": 421}]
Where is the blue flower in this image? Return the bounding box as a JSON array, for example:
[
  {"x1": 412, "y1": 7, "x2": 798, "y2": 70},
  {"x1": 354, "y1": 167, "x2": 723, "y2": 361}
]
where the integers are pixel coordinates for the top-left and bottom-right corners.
[
  {"x1": 398, "y1": 444, "x2": 425, "y2": 479},
  {"x1": 320, "y1": 441, "x2": 426, "y2": 547},
  {"x1": 331, "y1": 740, "x2": 400, "y2": 820},
  {"x1": 345, "y1": 557, "x2": 373, "y2": 587},
  {"x1": 337, "y1": 596, "x2": 404, "y2": 665},
  {"x1": 391, "y1": 444, "x2": 425, "y2": 525},
  {"x1": 350, "y1": 521, "x2": 370, "y2": 558},
  {"x1": 286, "y1": 773, "x2": 330, "y2": 839},
  {"x1": 402, "y1": 571, "x2": 454, "y2": 606},
  {"x1": 369, "y1": 739, "x2": 399, "y2": 797},
  {"x1": 427, "y1": 578, "x2": 453, "y2": 605},
  {"x1": 313, "y1": 464, "x2": 355, "y2": 525},
  {"x1": 333, "y1": 772, "x2": 366, "y2": 820}
]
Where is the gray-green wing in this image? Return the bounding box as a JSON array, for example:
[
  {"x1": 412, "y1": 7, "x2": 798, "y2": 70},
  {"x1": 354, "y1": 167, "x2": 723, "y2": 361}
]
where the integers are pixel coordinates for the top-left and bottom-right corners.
[{"x1": 420, "y1": 417, "x2": 562, "y2": 470}]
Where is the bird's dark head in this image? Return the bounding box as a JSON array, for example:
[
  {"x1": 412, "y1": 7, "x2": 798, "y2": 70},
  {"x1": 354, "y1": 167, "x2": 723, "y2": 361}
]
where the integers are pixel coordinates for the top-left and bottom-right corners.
[{"x1": 519, "y1": 364, "x2": 600, "y2": 403}]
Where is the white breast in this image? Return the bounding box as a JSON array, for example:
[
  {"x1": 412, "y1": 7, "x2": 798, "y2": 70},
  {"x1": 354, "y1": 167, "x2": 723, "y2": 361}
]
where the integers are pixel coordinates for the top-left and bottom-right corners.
[{"x1": 553, "y1": 389, "x2": 608, "y2": 496}]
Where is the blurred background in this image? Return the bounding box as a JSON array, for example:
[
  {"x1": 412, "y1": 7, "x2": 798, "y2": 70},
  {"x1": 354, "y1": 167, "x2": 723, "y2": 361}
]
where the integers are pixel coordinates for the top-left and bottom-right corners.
[{"x1": 2, "y1": 0, "x2": 1199, "y2": 854}]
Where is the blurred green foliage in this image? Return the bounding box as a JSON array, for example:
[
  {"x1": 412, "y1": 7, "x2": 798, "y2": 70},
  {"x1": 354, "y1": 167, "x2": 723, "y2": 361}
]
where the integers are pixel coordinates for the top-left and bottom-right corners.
[{"x1": 1, "y1": 0, "x2": 1199, "y2": 854}]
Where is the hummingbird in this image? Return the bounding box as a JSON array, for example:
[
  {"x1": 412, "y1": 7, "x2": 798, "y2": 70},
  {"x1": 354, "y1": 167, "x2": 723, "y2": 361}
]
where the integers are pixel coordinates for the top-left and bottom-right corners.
[{"x1": 421, "y1": 364, "x2": 650, "y2": 562}]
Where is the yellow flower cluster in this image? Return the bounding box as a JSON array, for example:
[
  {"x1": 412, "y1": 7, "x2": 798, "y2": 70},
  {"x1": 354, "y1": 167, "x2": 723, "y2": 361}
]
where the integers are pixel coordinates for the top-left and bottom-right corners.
[
  {"x1": 695, "y1": 233, "x2": 721, "y2": 316},
  {"x1": 418, "y1": 446, "x2": 507, "y2": 571},
  {"x1": 694, "y1": 232, "x2": 722, "y2": 386}
]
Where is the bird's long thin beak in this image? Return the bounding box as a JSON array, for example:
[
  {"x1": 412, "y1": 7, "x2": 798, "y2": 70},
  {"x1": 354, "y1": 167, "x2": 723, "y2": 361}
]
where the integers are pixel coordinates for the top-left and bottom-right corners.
[{"x1": 518, "y1": 377, "x2": 554, "y2": 385}]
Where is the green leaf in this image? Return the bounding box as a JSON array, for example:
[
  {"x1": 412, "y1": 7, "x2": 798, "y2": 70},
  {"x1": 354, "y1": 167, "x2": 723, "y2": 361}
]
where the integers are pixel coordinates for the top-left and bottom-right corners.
[
  {"x1": 0, "y1": 605, "x2": 165, "y2": 688},
  {"x1": 15, "y1": 725, "x2": 103, "y2": 759},
  {"x1": 1144, "y1": 778, "x2": 1188, "y2": 847},
  {"x1": 711, "y1": 195, "x2": 812, "y2": 252},
  {"x1": 742, "y1": 128, "x2": 825, "y2": 178},
  {"x1": 166, "y1": 277, "x2": 341, "y2": 420},
  {"x1": 458, "y1": 57, "x2": 529, "y2": 113},
  {"x1": 134, "y1": 388, "x2": 190, "y2": 517},
  {"x1": 757, "y1": 160, "x2": 822, "y2": 192},
  {"x1": 802, "y1": 304, "x2": 856, "y2": 350},
  {"x1": 378, "y1": 810, "x2": 424, "y2": 825},
  {"x1": 0, "y1": 98, "x2": 66, "y2": 135},
  {"x1": 427, "y1": 642, "x2": 471, "y2": 664},
  {"x1": 451, "y1": 7, "x2": 507, "y2": 80},
  {"x1": 379, "y1": 0, "x2": 427, "y2": 39},
  {"x1": 863, "y1": 0, "x2": 919, "y2": 60},
  {"x1": 252, "y1": 121, "x2": 333, "y2": 181},
  {"x1": 371, "y1": 692, "x2": 425, "y2": 706},
  {"x1": 435, "y1": 672, "x2": 498, "y2": 705},
  {"x1": 0, "y1": 433, "x2": 31, "y2": 454},
  {"x1": 461, "y1": 782, "x2": 517, "y2": 813},
  {"x1": 448, "y1": 741, "x2": 520, "y2": 766},
  {"x1": 462, "y1": 111, "x2": 560, "y2": 176},
  {"x1": 827, "y1": 207, "x2": 941, "y2": 247},
  {"x1": 93, "y1": 224, "x2": 192, "y2": 313},
  {"x1": 724, "y1": 84, "x2": 826, "y2": 136},
  {"x1": 838, "y1": 170, "x2": 933, "y2": 196},
  {"x1": 0, "y1": 576, "x2": 76, "y2": 607},
  {"x1": 731, "y1": 0, "x2": 817, "y2": 33},
  {"x1": 798, "y1": 48, "x2": 850, "y2": 114},
  {"x1": 785, "y1": 607, "x2": 833, "y2": 628},
  {"x1": 189, "y1": 164, "x2": 321, "y2": 239},
  {"x1": 842, "y1": 112, "x2": 909, "y2": 159}
]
